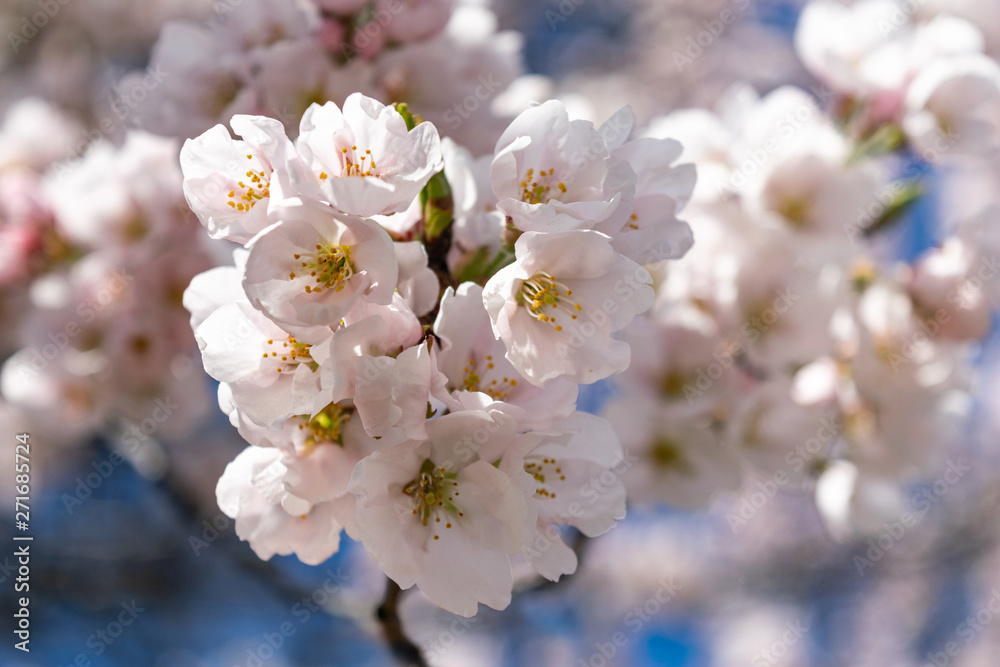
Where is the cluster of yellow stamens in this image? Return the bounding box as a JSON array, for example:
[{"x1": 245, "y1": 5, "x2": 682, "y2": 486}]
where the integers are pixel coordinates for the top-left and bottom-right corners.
[
  {"x1": 844, "y1": 404, "x2": 876, "y2": 441},
  {"x1": 334, "y1": 145, "x2": 379, "y2": 178},
  {"x1": 291, "y1": 243, "x2": 354, "y2": 294},
  {"x1": 262, "y1": 336, "x2": 314, "y2": 374},
  {"x1": 524, "y1": 456, "x2": 565, "y2": 499},
  {"x1": 777, "y1": 196, "x2": 810, "y2": 228},
  {"x1": 298, "y1": 403, "x2": 352, "y2": 448},
  {"x1": 518, "y1": 272, "x2": 581, "y2": 332},
  {"x1": 520, "y1": 167, "x2": 567, "y2": 205},
  {"x1": 403, "y1": 459, "x2": 462, "y2": 540},
  {"x1": 461, "y1": 355, "x2": 518, "y2": 401},
  {"x1": 227, "y1": 154, "x2": 270, "y2": 212}
]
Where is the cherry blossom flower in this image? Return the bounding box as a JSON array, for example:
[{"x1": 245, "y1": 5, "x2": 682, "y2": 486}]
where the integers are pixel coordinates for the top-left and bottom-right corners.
[
  {"x1": 47, "y1": 132, "x2": 186, "y2": 250},
  {"x1": 909, "y1": 238, "x2": 992, "y2": 340},
  {"x1": 905, "y1": 53, "x2": 1000, "y2": 157},
  {"x1": 482, "y1": 230, "x2": 654, "y2": 385},
  {"x1": 217, "y1": 445, "x2": 349, "y2": 566},
  {"x1": 379, "y1": 0, "x2": 455, "y2": 44},
  {"x1": 594, "y1": 134, "x2": 696, "y2": 264},
  {"x1": 293, "y1": 94, "x2": 444, "y2": 217},
  {"x1": 180, "y1": 114, "x2": 292, "y2": 245},
  {"x1": 319, "y1": 296, "x2": 448, "y2": 441},
  {"x1": 508, "y1": 412, "x2": 627, "y2": 581},
  {"x1": 440, "y1": 138, "x2": 505, "y2": 274},
  {"x1": 491, "y1": 100, "x2": 628, "y2": 233},
  {"x1": 373, "y1": 5, "x2": 523, "y2": 155},
  {"x1": 393, "y1": 241, "x2": 440, "y2": 318},
  {"x1": 123, "y1": 22, "x2": 259, "y2": 139},
  {"x1": 195, "y1": 299, "x2": 332, "y2": 429},
  {"x1": 347, "y1": 409, "x2": 536, "y2": 616},
  {"x1": 243, "y1": 199, "x2": 398, "y2": 329},
  {"x1": 604, "y1": 394, "x2": 742, "y2": 509},
  {"x1": 434, "y1": 282, "x2": 577, "y2": 429}
]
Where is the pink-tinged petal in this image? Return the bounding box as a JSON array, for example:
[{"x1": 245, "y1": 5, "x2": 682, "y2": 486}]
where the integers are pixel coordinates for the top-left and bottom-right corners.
[
  {"x1": 243, "y1": 201, "x2": 397, "y2": 329},
  {"x1": 417, "y1": 527, "x2": 514, "y2": 617},
  {"x1": 180, "y1": 117, "x2": 291, "y2": 244},
  {"x1": 294, "y1": 95, "x2": 443, "y2": 217},
  {"x1": 452, "y1": 460, "x2": 533, "y2": 554},
  {"x1": 484, "y1": 230, "x2": 653, "y2": 385},
  {"x1": 521, "y1": 522, "x2": 578, "y2": 582}
]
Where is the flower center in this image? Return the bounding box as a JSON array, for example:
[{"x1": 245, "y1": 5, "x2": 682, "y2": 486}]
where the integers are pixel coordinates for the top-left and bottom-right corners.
[
  {"x1": 403, "y1": 459, "x2": 462, "y2": 534},
  {"x1": 524, "y1": 455, "x2": 565, "y2": 499},
  {"x1": 650, "y1": 439, "x2": 690, "y2": 473},
  {"x1": 262, "y1": 335, "x2": 315, "y2": 374},
  {"x1": 520, "y1": 167, "x2": 567, "y2": 205},
  {"x1": 291, "y1": 243, "x2": 354, "y2": 294},
  {"x1": 517, "y1": 272, "x2": 582, "y2": 332},
  {"x1": 331, "y1": 145, "x2": 380, "y2": 179},
  {"x1": 227, "y1": 154, "x2": 271, "y2": 212},
  {"x1": 776, "y1": 195, "x2": 811, "y2": 228},
  {"x1": 660, "y1": 373, "x2": 688, "y2": 398},
  {"x1": 298, "y1": 402, "x2": 352, "y2": 448},
  {"x1": 461, "y1": 354, "x2": 518, "y2": 401}
]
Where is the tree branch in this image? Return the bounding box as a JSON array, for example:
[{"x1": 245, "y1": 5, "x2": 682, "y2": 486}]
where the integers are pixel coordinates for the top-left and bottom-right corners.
[{"x1": 377, "y1": 578, "x2": 428, "y2": 667}]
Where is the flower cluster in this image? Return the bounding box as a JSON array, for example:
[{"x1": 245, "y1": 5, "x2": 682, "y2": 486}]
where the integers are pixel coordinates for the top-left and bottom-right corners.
[
  {"x1": 183, "y1": 92, "x2": 693, "y2": 615},
  {"x1": 797, "y1": 0, "x2": 1000, "y2": 157},
  {"x1": 121, "y1": 0, "x2": 522, "y2": 154},
  {"x1": 599, "y1": 0, "x2": 1000, "y2": 535},
  {"x1": 0, "y1": 98, "x2": 214, "y2": 453},
  {"x1": 0, "y1": 0, "x2": 530, "y2": 498}
]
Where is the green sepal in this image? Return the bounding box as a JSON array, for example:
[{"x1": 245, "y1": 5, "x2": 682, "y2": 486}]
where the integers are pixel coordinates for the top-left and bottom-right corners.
[{"x1": 862, "y1": 180, "x2": 923, "y2": 238}]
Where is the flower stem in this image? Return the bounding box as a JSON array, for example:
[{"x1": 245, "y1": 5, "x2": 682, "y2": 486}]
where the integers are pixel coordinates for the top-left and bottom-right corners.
[{"x1": 377, "y1": 578, "x2": 428, "y2": 667}]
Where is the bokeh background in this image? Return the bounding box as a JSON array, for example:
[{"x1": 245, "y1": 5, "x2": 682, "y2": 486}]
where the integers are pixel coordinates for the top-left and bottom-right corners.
[{"x1": 4, "y1": 0, "x2": 1000, "y2": 665}]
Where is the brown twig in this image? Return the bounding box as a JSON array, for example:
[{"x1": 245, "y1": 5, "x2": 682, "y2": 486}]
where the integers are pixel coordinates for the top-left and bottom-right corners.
[{"x1": 376, "y1": 578, "x2": 428, "y2": 667}]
